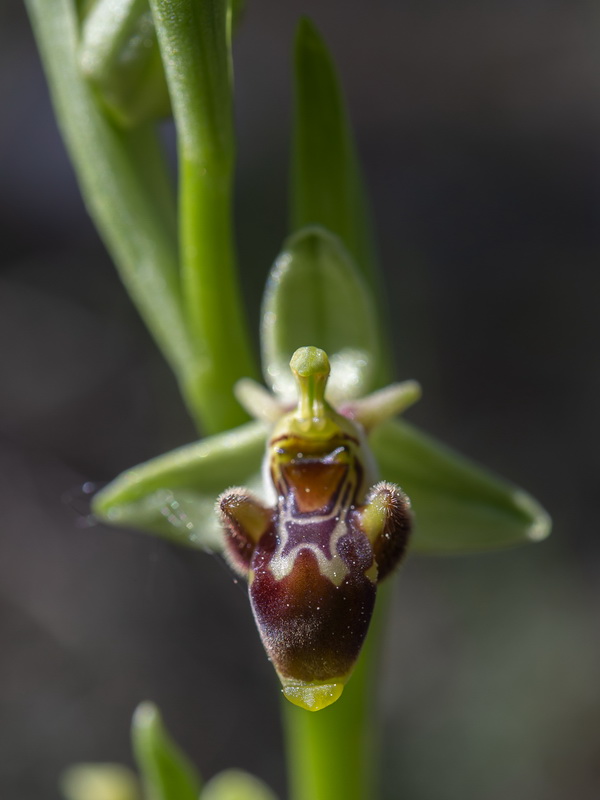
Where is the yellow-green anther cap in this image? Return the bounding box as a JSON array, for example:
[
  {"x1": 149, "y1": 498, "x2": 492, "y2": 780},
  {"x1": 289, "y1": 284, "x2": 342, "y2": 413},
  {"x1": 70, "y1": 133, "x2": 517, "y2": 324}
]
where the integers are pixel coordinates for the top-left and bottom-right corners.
[{"x1": 290, "y1": 346, "x2": 330, "y2": 421}]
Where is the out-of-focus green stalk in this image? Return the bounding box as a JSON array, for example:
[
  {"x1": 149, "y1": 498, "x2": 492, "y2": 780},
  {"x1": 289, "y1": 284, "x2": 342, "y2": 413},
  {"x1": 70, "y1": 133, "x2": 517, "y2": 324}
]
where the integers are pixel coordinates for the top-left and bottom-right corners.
[
  {"x1": 284, "y1": 587, "x2": 390, "y2": 800},
  {"x1": 150, "y1": 0, "x2": 257, "y2": 434}
]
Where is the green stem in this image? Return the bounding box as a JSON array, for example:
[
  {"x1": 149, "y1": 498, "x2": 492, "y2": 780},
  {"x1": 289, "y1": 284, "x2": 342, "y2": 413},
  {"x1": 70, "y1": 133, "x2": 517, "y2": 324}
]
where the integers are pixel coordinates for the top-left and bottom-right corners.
[
  {"x1": 150, "y1": 0, "x2": 257, "y2": 434},
  {"x1": 284, "y1": 587, "x2": 390, "y2": 800}
]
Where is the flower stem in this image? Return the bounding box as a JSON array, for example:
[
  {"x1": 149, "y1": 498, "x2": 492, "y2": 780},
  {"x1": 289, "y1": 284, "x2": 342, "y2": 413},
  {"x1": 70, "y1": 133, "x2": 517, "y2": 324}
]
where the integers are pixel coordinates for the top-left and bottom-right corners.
[
  {"x1": 283, "y1": 587, "x2": 390, "y2": 800},
  {"x1": 150, "y1": 0, "x2": 258, "y2": 434}
]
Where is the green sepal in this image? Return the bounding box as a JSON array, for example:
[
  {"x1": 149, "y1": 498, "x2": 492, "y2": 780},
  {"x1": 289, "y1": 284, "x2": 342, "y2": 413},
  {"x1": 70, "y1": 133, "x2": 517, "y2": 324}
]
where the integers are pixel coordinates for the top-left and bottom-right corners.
[
  {"x1": 79, "y1": 0, "x2": 171, "y2": 127},
  {"x1": 60, "y1": 764, "x2": 141, "y2": 800},
  {"x1": 92, "y1": 422, "x2": 267, "y2": 550},
  {"x1": 261, "y1": 227, "x2": 380, "y2": 403},
  {"x1": 370, "y1": 419, "x2": 551, "y2": 553},
  {"x1": 132, "y1": 702, "x2": 201, "y2": 800},
  {"x1": 202, "y1": 769, "x2": 278, "y2": 800}
]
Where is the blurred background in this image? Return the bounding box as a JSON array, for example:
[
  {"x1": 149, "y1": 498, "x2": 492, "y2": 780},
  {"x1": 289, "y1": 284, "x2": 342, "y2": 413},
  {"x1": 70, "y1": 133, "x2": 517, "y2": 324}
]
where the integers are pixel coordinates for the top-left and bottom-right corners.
[{"x1": 2, "y1": 1, "x2": 599, "y2": 798}]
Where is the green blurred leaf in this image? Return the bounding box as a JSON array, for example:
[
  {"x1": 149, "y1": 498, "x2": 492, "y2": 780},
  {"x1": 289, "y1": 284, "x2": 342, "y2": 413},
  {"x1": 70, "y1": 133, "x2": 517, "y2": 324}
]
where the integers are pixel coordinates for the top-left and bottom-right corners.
[
  {"x1": 291, "y1": 19, "x2": 393, "y2": 387},
  {"x1": 201, "y1": 769, "x2": 278, "y2": 800},
  {"x1": 228, "y1": 0, "x2": 246, "y2": 34},
  {"x1": 24, "y1": 0, "x2": 220, "y2": 431},
  {"x1": 291, "y1": 18, "x2": 375, "y2": 289},
  {"x1": 61, "y1": 764, "x2": 141, "y2": 800},
  {"x1": 92, "y1": 422, "x2": 267, "y2": 549},
  {"x1": 261, "y1": 227, "x2": 380, "y2": 403},
  {"x1": 132, "y1": 703, "x2": 201, "y2": 800},
  {"x1": 370, "y1": 419, "x2": 551, "y2": 553},
  {"x1": 79, "y1": 0, "x2": 171, "y2": 127}
]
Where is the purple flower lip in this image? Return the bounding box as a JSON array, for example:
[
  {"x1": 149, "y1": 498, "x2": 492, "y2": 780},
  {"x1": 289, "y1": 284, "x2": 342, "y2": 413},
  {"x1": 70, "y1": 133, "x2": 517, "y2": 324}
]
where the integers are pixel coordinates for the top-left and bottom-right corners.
[
  {"x1": 249, "y1": 543, "x2": 377, "y2": 711},
  {"x1": 218, "y1": 347, "x2": 413, "y2": 710}
]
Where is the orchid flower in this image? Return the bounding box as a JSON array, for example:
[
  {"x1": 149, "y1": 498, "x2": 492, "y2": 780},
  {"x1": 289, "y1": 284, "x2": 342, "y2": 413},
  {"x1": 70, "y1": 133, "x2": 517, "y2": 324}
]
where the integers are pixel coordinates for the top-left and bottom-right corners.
[
  {"x1": 26, "y1": 1, "x2": 551, "y2": 797},
  {"x1": 92, "y1": 226, "x2": 549, "y2": 711}
]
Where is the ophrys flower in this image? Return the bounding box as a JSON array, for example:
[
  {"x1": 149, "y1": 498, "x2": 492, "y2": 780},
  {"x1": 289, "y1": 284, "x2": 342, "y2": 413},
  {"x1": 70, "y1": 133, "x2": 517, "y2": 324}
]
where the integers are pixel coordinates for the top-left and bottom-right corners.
[{"x1": 219, "y1": 346, "x2": 418, "y2": 710}]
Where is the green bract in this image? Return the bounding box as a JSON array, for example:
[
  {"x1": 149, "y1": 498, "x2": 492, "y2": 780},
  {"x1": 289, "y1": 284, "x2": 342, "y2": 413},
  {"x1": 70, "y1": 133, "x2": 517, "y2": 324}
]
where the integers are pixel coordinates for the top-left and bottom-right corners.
[
  {"x1": 262, "y1": 227, "x2": 380, "y2": 403},
  {"x1": 292, "y1": 20, "x2": 375, "y2": 288},
  {"x1": 132, "y1": 703, "x2": 201, "y2": 800},
  {"x1": 61, "y1": 703, "x2": 277, "y2": 800}
]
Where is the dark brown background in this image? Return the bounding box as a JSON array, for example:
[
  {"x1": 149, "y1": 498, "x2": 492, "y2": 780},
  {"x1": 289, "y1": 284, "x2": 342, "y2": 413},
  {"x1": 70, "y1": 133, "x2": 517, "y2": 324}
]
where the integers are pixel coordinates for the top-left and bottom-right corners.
[{"x1": 2, "y1": 1, "x2": 599, "y2": 798}]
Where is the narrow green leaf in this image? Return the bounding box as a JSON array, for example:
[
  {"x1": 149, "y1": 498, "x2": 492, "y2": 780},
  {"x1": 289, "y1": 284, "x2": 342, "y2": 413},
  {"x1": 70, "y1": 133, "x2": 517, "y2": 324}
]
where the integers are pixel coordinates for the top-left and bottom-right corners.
[
  {"x1": 292, "y1": 18, "x2": 375, "y2": 288},
  {"x1": 150, "y1": 0, "x2": 257, "y2": 433},
  {"x1": 79, "y1": 0, "x2": 171, "y2": 126},
  {"x1": 25, "y1": 0, "x2": 213, "y2": 429},
  {"x1": 370, "y1": 419, "x2": 551, "y2": 553},
  {"x1": 292, "y1": 19, "x2": 391, "y2": 384},
  {"x1": 261, "y1": 227, "x2": 380, "y2": 402},
  {"x1": 132, "y1": 703, "x2": 201, "y2": 800},
  {"x1": 201, "y1": 769, "x2": 278, "y2": 800},
  {"x1": 93, "y1": 421, "x2": 267, "y2": 549},
  {"x1": 61, "y1": 764, "x2": 141, "y2": 800},
  {"x1": 228, "y1": 0, "x2": 246, "y2": 34}
]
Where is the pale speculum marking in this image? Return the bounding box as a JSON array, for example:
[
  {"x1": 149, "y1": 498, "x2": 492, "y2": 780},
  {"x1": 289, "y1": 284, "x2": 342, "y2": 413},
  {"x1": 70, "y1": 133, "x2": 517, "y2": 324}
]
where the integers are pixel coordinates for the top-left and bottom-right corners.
[{"x1": 267, "y1": 433, "x2": 368, "y2": 587}]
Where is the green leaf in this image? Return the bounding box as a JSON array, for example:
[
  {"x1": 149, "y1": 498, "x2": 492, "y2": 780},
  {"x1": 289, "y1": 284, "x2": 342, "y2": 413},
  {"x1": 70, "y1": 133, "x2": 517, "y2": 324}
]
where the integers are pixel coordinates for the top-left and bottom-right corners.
[
  {"x1": 261, "y1": 227, "x2": 380, "y2": 403},
  {"x1": 61, "y1": 764, "x2": 141, "y2": 800},
  {"x1": 93, "y1": 421, "x2": 267, "y2": 549},
  {"x1": 291, "y1": 20, "x2": 393, "y2": 386},
  {"x1": 79, "y1": 0, "x2": 171, "y2": 127},
  {"x1": 228, "y1": 0, "x2": 246, "y2": 34},
  {"x1": 291, "y1": 18, "x2": 376, "y2": 290},
  {"x1": 150, "y1": 0, "x2": 257, "y2": 433},
  {"x1": 201, "y1": 769, "x2": 278, "y2": 800},
  {"x1": 24, "y1": 0, "x2": 214, "y2": 429},
  {"x1": 370, "y1": 419, "x2": 551, "y2": 553},
  {"x1": 132, "y1": 702, "x2": 201, "y2": 800}
]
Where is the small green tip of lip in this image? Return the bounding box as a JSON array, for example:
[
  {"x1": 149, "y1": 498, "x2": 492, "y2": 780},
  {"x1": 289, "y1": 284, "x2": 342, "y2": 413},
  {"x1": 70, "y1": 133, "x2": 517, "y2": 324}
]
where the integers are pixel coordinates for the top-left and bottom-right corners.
[{"x1": 282, "y1": 681, "x2": 345, "y2": 712}]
